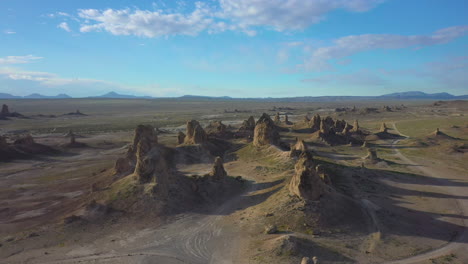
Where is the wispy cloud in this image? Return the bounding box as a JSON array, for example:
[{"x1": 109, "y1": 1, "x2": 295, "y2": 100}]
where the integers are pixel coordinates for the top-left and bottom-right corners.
[
  {"x1": 302, "y1": 69, "x2": 388, "y2": 86},
  {"x1": 4, "y1": 30, "x2": 16, "y2": 34},
  {"x1": 58, "y1": 22, "x2": 71, "y2": 32},
  {"x1": 0, "y1": 67, "x2": 185, "y2": 97},
  {"x1": 0, "y1": 55, "x2": 43, "y2": 64},
  {"x1": 300, "y1": 25, "x2": 468, "y2": 71},
  {"x1": 50, "y1": 0, "x2": 384, "y2": 38}
]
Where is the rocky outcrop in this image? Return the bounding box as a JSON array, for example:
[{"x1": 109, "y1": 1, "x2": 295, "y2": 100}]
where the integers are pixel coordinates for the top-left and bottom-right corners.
[
  {"x1": 0, "y1": 135, "x2": 7, "y2": 147},
  {"x1": 274, "y1": 112, "x2": 281, "y2": 123},
  {"x1": 380, "y1": 123, "x2": 388, "y2": 133},
  {"x1": 114, "y1": 125, "x2": 158, "y2": 174},
  {"x1": 242, "y1": 116, "x2": 256, "y2": 130},
  {"x1": 433, "y1": 128, "x2": 442, "y2": 136},
  {"x1": 1, "y1": 104, "x2": 10, "y2": 116},
  {"x1": 289, "y1": 151, "x2": 327, "y2": 201},
  {"x1": 284, "y1": 114, "x2": 292, "y2": 125},
  {"x1": 206, "y1": 121, "x2": 227, "y2": 135},
  {"x1": 290, "y1": 137, "x2": 307, "y2": 157},
  {"x1": 253, "y1": 113, "x2": 280, "y2": 147},
  {"x1": 14, "y1": 135, "x2": 35, "y2": 145},
  {"x1": 209, "y1": 156, "x2": 227, "y2": 180},
  {"x1": 177, "y1": 131, "x2": 186, "y2": 145},
  {"x1": 309, "y1": 114, "x2": 321, "y2": 131},
  {"x1": 364, "y1": 148, "x2": 379, "y2": 163},
  {"x1": 184, "y1": 120, "x2": 207, "y2": 145},
  {"x1": 303, "y1": 115, "x2": 310, "y2": 123},
  {"x1": 315, "y1": 164, "x2": 331, "y2": 185},
  {"x1": 352, "y1": 120, "x2": 360, "y2": 132}
]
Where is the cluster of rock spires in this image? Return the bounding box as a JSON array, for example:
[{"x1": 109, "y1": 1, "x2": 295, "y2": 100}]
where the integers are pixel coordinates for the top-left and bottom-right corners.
[
  {"x1": 289, "y1": 151, "x2": 331, "y2": 201},
  {"x1": 304, "y1": 114, "x2": 363, "y2": 145},
  {"x1": 236, "y1": 116, "x2": 256, "y2": 138},
  {"x1": 115, "y1": 123, "x2": 232, "y2": 186},
  {"x1": 0, "y1": 134, "x2": 56, "y2": 161},
  {"x1": 253, "y1": 113, "x2": 280, "y2": 147}
]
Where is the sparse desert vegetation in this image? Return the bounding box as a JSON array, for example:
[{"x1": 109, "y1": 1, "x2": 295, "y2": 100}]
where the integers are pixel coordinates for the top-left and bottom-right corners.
[{"x1": 1, "y1": 99, "x2": 467, "y2": 263}]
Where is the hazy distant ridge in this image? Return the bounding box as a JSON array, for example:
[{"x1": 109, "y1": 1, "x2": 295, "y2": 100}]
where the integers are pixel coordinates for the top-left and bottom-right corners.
[{"x1": 0, "y1": 91, "x2": 466, "y2": 101}]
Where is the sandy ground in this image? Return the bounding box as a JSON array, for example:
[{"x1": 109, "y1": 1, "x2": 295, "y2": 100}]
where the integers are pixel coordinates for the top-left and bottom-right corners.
[{"x1": 1, "y1": 100, "x2": 467, "y2": 263}]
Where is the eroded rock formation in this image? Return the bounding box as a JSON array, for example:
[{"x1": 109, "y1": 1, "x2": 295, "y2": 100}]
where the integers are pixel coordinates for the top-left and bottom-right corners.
[
  {"x1": 253, "y1": 113, "x2": 280, "y2": 147},
  {"x1": 309, "y1": 114, "x2": 321, "y2": 131},
  {"x1": 364, "y1": 148, "x2": 379, "y2": 163},
  {"x1": 380, "y1": 123, "x2": 388, "y2": 133},
  {"x1": 1, "y1": 104, "x2": 10, "y2": 116},
  {"x1": 289, "y1": 151, "x2": 327, "y2": 201},
  {"x1": 352, "y1": 120, "x2": 360, "y2": 132},
  {"x1": 274, "y1": 112, "x2": 281, "y2": 123},
  {"x1": 114, "y1": 125, "x2": 158, "y2": 174},
  {"x1": 184, "y1": 120, "x2": 207, "y2": 144},
  {"x1": 284, "y1": 114, "x2": 292, "y2": 125},
  {"x1": 177, "y1": 131, "x2": 186, "y2": 144},
  {"x1": 209, "y1": 156, "x2": 227, "y2": 180},
  {"x1": 206, "y1": 120, "x2": 227, "y2": 135},
  {"x1": 14, "y1": 135, "x2": 35, "y2": 145},
  {"x1": 290, "y1": 137, "x2": 307, "y2": 157}
]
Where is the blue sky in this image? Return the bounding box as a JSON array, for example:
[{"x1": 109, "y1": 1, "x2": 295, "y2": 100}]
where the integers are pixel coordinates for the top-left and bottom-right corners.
[{"x1": 0, "y1": 0, "x2": 467, "y2": 97}]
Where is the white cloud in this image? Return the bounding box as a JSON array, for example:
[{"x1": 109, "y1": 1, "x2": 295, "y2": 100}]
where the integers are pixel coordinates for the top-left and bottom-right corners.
[
  {"x1": 58, "y1": 22, "x2": 71, "y2": 32},
  {"x1": 0, "y1": 55, "x2": 43, "y2": 64},
  {"x1": 301, "y1": 25, "x2": 468, "y2": 71},
  {"x1": 4, "y1": 30, "x2": 16, "y2": 34},
  {"x1": 0, "y1": 67, "x2": 185, "y2": 97},
  {"x1": 58, "y1": 0, "x2": 384, "y2": 38},
  {"x1": 77, "y1": 2, "x2": 214, "y2": 37},
  {"x1": 218, "y1": 0, "x2": 384, "y2": 31}
]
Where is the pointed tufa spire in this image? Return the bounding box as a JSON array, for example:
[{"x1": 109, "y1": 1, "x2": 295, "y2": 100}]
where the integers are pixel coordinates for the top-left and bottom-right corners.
[
  {"x1": 1, "y1": 104, "x2": 10, "y2": 116},
  {"x1": 352, "y1": 120, "x2": 360, "y2": 132},
  {"x1": 253, "y1": 113, "x2": 280, "y2": 147},
  {"x1": 380, "y1": 122, "x2": 388, "y2": 133},
  {"x1": 274, "y1": 112, "x2": 281, "y2": 123},
  {"x1": 209, "y1": 156, "x2": 227, "y2": 180}
]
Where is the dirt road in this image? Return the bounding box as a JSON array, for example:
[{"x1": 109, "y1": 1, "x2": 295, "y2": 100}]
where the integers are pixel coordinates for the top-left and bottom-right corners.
[{"x1": 383, "y1": 123, "x2": 468, "y2": 264}]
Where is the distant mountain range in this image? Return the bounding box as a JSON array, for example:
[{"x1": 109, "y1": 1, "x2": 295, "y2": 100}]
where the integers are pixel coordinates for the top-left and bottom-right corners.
[
  {"x1": 0, "y1": 91, "x2": 467, "y2": 101},
  {"x1": 0, "y1": 93, "x2": 72, "y2": 99}
]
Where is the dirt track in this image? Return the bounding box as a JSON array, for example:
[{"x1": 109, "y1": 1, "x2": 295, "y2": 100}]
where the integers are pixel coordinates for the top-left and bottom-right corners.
[{"x1": 382, "y1": 123, "x2": 468, "y2": 264}]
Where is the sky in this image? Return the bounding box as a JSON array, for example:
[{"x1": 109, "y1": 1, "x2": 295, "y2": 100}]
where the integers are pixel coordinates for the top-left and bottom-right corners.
[{"x1": 0, "y1": 0, "x2": 467, "y2": 97}]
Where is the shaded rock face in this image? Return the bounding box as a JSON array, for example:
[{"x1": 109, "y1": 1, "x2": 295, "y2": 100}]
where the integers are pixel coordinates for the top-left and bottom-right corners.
[
  {"x1": 177, "y1": 131, "x2": 186, "y2": 145},
  {"x1": 14, "y1": 135, "x2": 35, "y2": 145},
  {"x1": 184, "y1": 120, "x2": 207, "y2": 144},
  {"x1": 135, "y1": 146, "x2": 170, "y2": 188},
  {"x1": 290, "y1": 137, "x2": 307, "y2": 157},
  {"x1": 289, "y1": 151, "x2": 327, "y2": 201},
  {"x1": 0, "y1": 135, "x2": 7, "y2": 147},
  {"x1": 284, "y1": 114, "x2": 292, "y2": 125},
  {"x1": 352, "y1": 120, "x2": 360, "y2": 132},
  {"x1": 309, "y1": 114, "x2": 321, "y2": 131},
  {"x1": 238, "y1": 116, "x2": 256, "y2": 132},
  {"x1": 274, "y1": 112, "x2": 281, "y2": 123},
  {"x1": 206, "y1": 121, "x2": 227, "y2": 134},
  {"x1": 365, "y1": 148, "x2": 378, "y2": 163},
  {"x1": 342, "y1": 123, "x2": 352, "y2": 135},
  {"x1": 380, "y1": 123, "x2": 388, "y2": 133},
  {"x1": 1, "y1": 104, "x2": 10, "y2": 116},
  {"x1": 114, "y1": 125, "x2": 158, "y2": 174},
  {"x1": 433, "y1": 128, "x2": 442, "y2": 136},
  {"x1": 209, "y1": 156, "x2": 227, "y2": 180},
  {"x1": 253, "y1": 113, "x2": 280, "y2": 147}
]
